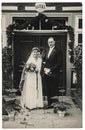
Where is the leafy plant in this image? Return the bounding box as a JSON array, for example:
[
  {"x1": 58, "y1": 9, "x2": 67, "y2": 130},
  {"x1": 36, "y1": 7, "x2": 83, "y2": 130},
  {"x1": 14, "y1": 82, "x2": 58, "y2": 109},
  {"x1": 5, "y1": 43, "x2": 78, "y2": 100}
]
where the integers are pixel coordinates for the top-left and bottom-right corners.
[
  {"x1": 54, "y1": 101, "x2": 71, "y2": 113},
  {"x1": 2, "y1": 97, "x2": 21, "y2": 115},
  {"x1": 2, "y1": 47, "x2": 12, "y2": 94},
  {"x1": 74, "y1": 45, "x2": 82, "y2": 69},
  {"x1": 73, "y1": 45, "x2": 82, "y2": 98},
  {"x1": 54, "y1": 89, "x2": 72, "y2": 115}
]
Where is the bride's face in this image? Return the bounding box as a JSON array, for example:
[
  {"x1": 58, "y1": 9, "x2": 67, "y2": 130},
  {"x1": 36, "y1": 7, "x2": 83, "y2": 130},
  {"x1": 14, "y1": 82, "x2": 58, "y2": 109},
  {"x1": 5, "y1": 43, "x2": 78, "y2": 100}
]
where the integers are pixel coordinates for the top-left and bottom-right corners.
[{"x1": 32, "y1": 50, "x2": 39, "y2": 58}]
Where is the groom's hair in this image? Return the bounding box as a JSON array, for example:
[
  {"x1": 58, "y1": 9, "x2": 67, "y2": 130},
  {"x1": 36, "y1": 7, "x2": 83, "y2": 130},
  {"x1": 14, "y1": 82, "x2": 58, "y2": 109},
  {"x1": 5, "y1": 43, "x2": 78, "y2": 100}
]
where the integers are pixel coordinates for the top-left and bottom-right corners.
[{"x1": 48, "y1": 37, "x2": 55, "y2": 41}]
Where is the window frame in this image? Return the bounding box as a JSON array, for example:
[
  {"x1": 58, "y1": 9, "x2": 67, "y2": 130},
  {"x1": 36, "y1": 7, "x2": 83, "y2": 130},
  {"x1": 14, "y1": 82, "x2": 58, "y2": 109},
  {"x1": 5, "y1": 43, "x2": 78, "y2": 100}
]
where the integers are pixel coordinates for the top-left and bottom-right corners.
[{"x1": 75, "y1": 15, "x2": 82, "y2": 46}]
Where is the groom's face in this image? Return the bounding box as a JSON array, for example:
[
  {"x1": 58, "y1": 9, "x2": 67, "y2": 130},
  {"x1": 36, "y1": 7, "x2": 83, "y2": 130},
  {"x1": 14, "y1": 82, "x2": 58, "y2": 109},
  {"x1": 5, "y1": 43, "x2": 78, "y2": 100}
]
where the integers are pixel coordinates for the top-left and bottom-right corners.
[{"x1": 48, "y1": 38, "x2": 55, "y2": 48}]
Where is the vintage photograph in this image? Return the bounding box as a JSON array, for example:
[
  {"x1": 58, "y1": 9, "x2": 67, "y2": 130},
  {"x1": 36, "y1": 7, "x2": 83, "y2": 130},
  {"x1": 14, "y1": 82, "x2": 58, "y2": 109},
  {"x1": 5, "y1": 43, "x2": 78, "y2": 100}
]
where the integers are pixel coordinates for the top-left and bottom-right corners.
[{"x1": 2, "y1": 2, "x2": 82, "y2": 128}]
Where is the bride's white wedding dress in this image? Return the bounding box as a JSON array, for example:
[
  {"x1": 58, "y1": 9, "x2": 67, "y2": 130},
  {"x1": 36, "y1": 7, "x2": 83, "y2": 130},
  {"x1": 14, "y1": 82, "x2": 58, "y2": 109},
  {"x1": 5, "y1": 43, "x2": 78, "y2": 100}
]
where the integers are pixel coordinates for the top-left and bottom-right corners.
[{"x1": 20, "y1": 57, "x2": 43, "y2": 109}]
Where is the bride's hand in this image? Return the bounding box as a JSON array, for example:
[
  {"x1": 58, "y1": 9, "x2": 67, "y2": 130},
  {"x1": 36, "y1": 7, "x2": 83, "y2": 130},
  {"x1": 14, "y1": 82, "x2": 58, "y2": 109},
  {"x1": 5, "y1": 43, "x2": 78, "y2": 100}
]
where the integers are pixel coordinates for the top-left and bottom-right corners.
[{"x1": 35, "y1": 68, "x2": 39, "y2": 73}]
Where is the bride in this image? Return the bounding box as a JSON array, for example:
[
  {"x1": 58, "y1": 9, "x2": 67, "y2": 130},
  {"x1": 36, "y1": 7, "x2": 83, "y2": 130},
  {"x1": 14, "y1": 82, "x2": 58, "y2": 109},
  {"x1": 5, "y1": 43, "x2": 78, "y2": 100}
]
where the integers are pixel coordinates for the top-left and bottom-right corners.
[{"x1": 19, "y1": 47, "x2": 43, "y2": 110}]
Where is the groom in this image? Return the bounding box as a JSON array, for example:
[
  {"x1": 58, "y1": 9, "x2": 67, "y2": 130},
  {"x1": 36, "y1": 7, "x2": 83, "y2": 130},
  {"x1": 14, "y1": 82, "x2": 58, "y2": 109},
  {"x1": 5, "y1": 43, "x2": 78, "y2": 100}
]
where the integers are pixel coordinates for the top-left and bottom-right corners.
[{"x1": 42, "y1": 37, "x2": 62, "y2": 109}]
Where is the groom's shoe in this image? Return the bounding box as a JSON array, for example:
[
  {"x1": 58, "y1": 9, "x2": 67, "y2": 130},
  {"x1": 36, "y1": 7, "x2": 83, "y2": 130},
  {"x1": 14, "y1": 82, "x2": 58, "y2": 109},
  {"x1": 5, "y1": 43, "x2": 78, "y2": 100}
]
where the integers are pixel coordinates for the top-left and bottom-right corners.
[{"x1": 44, "y1": 105, "x2": 53, "y2": 109}]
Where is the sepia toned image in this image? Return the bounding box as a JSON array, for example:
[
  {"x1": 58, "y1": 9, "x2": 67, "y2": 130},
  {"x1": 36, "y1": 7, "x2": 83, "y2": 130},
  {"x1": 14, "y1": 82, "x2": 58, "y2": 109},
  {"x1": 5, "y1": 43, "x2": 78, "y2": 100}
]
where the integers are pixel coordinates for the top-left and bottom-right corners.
[{"x1": 2, "y1": 2, "x2": 82, "y2": 128}]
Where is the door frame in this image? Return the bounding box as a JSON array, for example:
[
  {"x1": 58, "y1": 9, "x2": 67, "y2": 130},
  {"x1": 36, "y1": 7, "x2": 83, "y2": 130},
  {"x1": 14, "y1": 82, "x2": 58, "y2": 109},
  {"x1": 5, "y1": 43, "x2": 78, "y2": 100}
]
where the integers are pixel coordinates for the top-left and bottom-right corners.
[{"x1": 13, "y1": 29, "x2": 70, "y2": 96}]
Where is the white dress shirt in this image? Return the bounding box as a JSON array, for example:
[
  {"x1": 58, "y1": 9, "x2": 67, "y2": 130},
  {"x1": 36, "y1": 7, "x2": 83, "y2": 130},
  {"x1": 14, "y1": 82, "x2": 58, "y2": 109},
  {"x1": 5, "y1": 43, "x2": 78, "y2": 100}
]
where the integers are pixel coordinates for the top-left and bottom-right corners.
[{"x1": 47, "y1": 47, "x2": 54, "y2": 58}]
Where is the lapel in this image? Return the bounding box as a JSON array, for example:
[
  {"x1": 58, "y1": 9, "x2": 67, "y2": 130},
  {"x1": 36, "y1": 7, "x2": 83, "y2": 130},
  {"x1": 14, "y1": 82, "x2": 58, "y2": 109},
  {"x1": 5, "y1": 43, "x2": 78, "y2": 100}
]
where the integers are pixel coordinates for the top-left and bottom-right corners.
[{"x1": 46, "y1": 48, "x2": 49, "y2": 59}]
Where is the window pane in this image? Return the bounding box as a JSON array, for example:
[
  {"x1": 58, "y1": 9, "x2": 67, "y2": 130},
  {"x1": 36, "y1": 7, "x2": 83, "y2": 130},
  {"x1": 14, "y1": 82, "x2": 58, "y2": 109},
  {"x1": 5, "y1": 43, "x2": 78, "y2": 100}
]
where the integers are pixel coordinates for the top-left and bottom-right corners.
[
  {"x1": 78, "y1": 19, "x2": 82, "y2": 28},
  {"x1": 78, "y1": 34, "x2": 82, "y2": 43}
]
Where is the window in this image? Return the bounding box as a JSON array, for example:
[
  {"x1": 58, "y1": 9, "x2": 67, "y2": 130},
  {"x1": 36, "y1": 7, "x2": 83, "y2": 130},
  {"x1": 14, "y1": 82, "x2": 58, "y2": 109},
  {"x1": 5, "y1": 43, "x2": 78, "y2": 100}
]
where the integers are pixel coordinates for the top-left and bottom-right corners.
[
  {"x1": 78, "y1": 19, "x2": 82, "y2": 29},
  {"x1": 75, "y1": 15, "x2": 82, "y2": 46},
  {"x1": 78, "y1": 34, "x2": 82, "y2": 43}
]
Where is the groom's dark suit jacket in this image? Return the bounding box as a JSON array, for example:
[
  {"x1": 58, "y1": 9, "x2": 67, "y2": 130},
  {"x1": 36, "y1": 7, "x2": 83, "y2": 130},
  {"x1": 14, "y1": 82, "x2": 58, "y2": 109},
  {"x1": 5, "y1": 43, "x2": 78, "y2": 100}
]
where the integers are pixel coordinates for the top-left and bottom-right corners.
[
  {"x1": 41, "y1": 46, "x2": 63, "y2": 96},
  {"x1": 44, "y1": 46, "x2": 62, "y2": 78}
]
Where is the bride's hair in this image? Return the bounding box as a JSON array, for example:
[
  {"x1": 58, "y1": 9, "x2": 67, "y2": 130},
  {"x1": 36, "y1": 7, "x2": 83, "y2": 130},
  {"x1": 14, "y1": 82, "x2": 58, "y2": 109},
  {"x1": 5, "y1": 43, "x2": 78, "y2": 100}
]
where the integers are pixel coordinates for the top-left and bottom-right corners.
[{"x1": 32, "y1": 47, "x2": 40, "y2": 52}]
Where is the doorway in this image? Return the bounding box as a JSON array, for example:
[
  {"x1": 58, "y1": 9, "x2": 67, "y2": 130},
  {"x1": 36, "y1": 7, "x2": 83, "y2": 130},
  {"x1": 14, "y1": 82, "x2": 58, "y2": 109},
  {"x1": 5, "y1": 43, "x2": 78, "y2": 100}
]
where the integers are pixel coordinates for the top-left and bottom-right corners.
[{"x1": 13, "y1": 32, "x2": 67, "y2": 95}]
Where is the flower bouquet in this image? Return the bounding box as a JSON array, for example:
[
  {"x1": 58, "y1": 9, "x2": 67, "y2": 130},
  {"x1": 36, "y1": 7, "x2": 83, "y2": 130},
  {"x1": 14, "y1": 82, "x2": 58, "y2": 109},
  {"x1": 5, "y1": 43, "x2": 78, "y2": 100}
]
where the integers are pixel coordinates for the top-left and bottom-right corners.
[{"x1": 25, "y1": 63, "x2": 37, "y2": 72}]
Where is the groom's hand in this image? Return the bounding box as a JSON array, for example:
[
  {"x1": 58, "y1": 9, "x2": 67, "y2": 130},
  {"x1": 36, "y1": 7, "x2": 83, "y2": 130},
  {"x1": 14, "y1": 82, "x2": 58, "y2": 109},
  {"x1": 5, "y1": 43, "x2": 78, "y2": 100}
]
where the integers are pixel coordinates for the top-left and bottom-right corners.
[{"x1": 44, "y1": 68, "x2": 51, "y2": 75}]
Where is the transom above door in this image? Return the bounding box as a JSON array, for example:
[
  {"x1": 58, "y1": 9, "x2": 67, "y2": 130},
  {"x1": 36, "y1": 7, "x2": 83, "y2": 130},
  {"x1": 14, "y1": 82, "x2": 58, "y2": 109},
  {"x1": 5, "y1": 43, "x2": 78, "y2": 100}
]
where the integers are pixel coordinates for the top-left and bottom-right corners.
[{"x1": 13, "y1": 13, "x2": 68, "y2": 30}]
